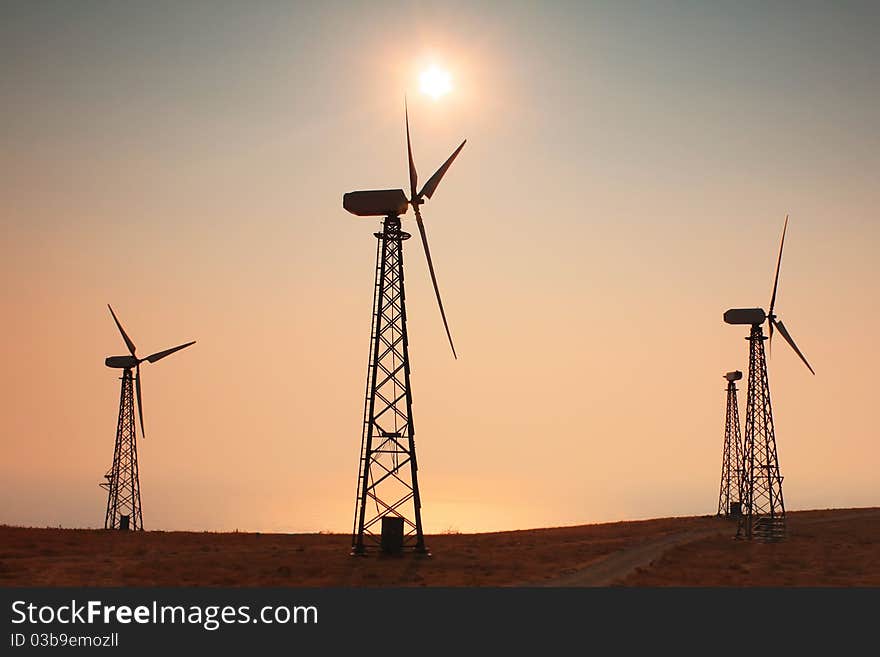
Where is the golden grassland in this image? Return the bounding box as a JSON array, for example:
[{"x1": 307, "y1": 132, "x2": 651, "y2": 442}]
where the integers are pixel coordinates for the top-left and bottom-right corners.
[{"x1": 1, "y1": 508, "x2": 877, "y2": 586}]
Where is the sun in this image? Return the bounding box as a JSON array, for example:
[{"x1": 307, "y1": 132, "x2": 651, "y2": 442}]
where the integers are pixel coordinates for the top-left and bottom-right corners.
[{"x1": 419, "y1": 66, "x2": 452, "y2": 100}]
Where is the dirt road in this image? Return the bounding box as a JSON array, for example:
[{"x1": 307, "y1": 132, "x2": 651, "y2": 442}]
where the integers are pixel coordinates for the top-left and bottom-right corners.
[
  {"x1": 538, "y1": 525, "x2": 726, "y2": 586},
  {"x1": 539, "y1": 509, "x2": 880, "y2": 587}
]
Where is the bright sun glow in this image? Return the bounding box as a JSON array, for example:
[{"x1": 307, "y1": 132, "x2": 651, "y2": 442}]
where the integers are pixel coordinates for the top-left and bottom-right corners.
[{"x1": 419, "y1": 66, "x2": 452, "y2": 99}]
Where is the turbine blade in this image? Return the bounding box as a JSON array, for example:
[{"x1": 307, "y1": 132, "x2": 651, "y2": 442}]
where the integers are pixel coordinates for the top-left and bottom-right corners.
[
  {"x1": 405, "y1": 98, "x2": 418, "y2": 202},
  {"x1": 144, "y1": 340, "x2": 196, "y2": 363},
  {"x1": 135, "y1": 364, "x2": 145, "y2": 438},
  {"x1": 773, "y1": 319, "x2": 815, "y2": 375},
  {"x1": 414, "y1": 207, "x2": 457, "y2": 359},
  {"x1": 108, "y1": 304, "x2": 137, "y2": 356},
  {"x1": 419, "y1": 140, "x2": 466, "y2": 200},
  {"x1": 769, "y1": 214, "x2": 788, "y2": 316},
  {"x1": 769, "y1": 319, "x2": 774, "y2": 358}
]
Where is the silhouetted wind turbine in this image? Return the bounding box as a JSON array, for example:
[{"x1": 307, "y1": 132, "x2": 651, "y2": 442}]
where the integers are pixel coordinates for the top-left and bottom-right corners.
[
  {"x1": 717, "y1": 370, "x2": 744, "y2": 518},
  {"x1": 723, "y1": 215, "x2": 814, "y2": 541},
  {"x1": 101, "y1": 305, "x2": 195, "y2": 530},
  {"x1": 343, "y1": 102, "x2": 466, "y2": 554}
]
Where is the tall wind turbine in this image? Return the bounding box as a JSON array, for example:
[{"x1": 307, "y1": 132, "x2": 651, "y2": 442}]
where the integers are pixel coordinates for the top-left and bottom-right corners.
[
  {"x1": 343, "y1": 102, "x2": 465, "y2": 554},
  {"x1": 100, "y1": 305, "x2": 195, "y2": 531},
  {"x1": 723, "y1": 216, "x2": 814, "y2": 541}
]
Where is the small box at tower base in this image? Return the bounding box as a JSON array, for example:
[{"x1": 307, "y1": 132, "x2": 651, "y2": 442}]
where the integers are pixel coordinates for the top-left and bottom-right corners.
[
  {"x1": 729, "y1": 502, "x2": 742, "y2": 518},
  {"x1": 381, "y1": 516, "x2": 405, "y2": 554}
]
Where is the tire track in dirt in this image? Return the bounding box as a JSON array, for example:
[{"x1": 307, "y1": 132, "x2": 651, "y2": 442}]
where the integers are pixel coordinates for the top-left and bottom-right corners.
[{"x1": 537, "y1": 526, "x2": 726, "y2": 587}]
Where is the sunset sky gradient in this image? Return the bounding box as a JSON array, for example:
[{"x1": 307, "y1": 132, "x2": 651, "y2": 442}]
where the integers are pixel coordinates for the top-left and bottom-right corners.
[{"x1": 2, "y1": 1, "x2": 878, "y2": 533}]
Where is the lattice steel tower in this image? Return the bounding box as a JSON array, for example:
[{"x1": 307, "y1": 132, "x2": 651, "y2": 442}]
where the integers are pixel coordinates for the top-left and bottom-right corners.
[
  {"x1": 101, "y1": 368, "x2": 143, "y2": 530},
  {"x1": 737, "y1": 325, "x2": 786, "y2": 540},
  {"x1": 343, "y1": 104, "x2": 466, "y2": 554},
  {"x1": 717, "y1": 370, "x2": 744, "y2": 518},
  {"x1": 101, "y1": 304, "x2": 195, "y2": 531},
  {"x1": 723, "y1": 216, "x2": 814, "y2": 542},
  {"x1": 351, "y1": 217, "x2": 425, "y2": 553}
]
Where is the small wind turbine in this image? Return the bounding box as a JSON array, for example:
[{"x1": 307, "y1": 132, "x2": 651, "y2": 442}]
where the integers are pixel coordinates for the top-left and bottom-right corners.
[
  {"x1": 717, "y1": 370, "x2": 744, "y2": 518},
  {"x1": 100, "y1": 304, "x2": 195, "y2": 530},
  {"x1": 723, "y1": 215, "x2": 814, "y2": 541},
  {"x1": 343, "y1": 102, "x2": 466, "y2": 554}
]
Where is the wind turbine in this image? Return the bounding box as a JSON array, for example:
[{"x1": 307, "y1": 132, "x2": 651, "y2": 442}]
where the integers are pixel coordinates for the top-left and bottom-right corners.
[
  {"x1": 343, "y1": 102, "x2": 466, "y2": 554},
  {"x1": 100, "y1": 304, "x2": 195, "y2": 531},
  {"x1": 723, "y1": 215, "x2": 814, "y2": 541},
  {"x1": 717, "y1": 370, "x2": 744, "y2": 518}
]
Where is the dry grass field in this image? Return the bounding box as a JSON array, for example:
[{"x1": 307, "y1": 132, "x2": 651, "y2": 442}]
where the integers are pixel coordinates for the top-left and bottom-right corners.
[
  {"x1": 1, "y1": 508, "x2": 877, "y2": 587},
  {"x1": 619, "y1": 508, "x2": 880, "y2": 586}
]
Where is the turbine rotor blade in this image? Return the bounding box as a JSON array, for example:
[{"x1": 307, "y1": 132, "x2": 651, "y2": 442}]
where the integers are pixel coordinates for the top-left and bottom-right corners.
[
  {"x1": 108, "y1": 304, "x2": 137, "y2": 356},
  {"x1": 135, "y1": 364, "x2": 145, "y2": 438},
  {"x1": 769, "y1": 214, "x2": 788, "y2": 316},
  {"x1": 414, "y1": 207, "x2": 457, "y2": 359},
  {"x1": 144, "y1": 340, "x2": 196, "y2": 364},
  {"x1": 405, "y1": 98, "x2": 418, "y2": 203},
  {"x1": 419, "y1": 140, "x2": 466, "y2": 200},
  {"x1": 772, "y1": 318, "x2": 815, "y2": 375}
]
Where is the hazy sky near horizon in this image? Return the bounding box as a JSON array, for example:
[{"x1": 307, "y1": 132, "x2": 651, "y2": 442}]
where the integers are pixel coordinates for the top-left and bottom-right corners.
[{"x1": 2, "y1": 1, "x2": 878, "y2": 533}]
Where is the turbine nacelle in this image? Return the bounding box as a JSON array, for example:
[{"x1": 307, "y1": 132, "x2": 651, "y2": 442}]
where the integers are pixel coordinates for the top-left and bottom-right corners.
[
  {"x1": 723, "y1": 308, "x2": 767, "y2": 326},
  {"x1": 724, "y1": 370, "x2": 743, "y2": 382},
  {"x1": 105, "y1": 355, "x2": 140, "y2": 369},
  {"x1": 343, "y1": 189, "x2": 409, "y2": 218}
]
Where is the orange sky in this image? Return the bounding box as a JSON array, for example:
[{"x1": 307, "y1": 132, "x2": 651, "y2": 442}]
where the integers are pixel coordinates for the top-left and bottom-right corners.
[{"x1": 1, "y1": 2, "x2": 878, "y2": 533}]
